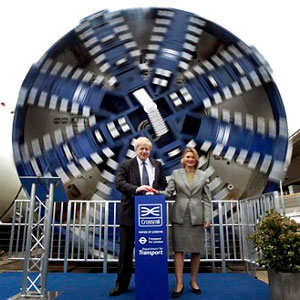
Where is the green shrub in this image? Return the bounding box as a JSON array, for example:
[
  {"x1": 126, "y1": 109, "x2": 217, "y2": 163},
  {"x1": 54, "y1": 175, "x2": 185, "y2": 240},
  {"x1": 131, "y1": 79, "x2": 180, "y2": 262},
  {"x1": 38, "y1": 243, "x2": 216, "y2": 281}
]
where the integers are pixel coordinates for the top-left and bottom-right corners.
[{"x1": 248, "y1": 211, "x2": 300, "y2": 272}]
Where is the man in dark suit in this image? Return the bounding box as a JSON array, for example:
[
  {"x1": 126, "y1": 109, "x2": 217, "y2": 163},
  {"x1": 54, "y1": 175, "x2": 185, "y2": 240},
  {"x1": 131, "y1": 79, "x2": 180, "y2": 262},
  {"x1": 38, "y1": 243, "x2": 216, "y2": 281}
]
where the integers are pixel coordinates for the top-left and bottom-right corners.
[{"x1": 109, "y1": 137, "x2": 167, "y2": 296}]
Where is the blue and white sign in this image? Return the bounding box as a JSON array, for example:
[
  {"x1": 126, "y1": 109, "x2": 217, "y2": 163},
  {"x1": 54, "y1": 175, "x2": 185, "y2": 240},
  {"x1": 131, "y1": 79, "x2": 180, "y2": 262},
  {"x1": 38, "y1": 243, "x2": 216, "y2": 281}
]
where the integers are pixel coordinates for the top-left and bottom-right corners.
[
  {"x1": 138, "y1": 204, "x2": 163, "y2": 227},
  {"x1": 135, "y1": 195, "x2": 169, "y2": 300}
]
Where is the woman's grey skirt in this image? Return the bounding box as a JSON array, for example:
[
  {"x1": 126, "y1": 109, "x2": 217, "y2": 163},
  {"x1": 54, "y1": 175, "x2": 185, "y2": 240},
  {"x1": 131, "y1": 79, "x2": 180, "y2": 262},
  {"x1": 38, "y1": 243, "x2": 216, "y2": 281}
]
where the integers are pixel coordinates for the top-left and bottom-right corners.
[{"x1": 171, "y1": 205, "x2": 205, "y2": 253}]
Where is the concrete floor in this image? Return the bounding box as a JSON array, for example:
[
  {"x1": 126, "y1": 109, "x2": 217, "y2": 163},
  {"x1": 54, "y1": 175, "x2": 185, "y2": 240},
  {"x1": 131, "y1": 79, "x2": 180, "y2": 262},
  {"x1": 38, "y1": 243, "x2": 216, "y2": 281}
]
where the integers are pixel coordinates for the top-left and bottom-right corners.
[{"x1": 256, "y1": 270, "x2": 268, "y2": 284}]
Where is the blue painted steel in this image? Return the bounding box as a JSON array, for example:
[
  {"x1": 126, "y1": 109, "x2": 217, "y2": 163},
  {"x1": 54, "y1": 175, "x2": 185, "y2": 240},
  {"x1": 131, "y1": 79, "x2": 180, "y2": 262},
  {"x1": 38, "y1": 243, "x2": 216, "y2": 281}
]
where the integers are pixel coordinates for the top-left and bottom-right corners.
[
  {"x1": 135, "y1": 195, "x2": 169, "y2": 300},
  {"x1": 12, "y1": 7, "x2": 290, "y2": 253},
  {"x1": 20, "y1": 177, "x2": 68, "y2": 202}
]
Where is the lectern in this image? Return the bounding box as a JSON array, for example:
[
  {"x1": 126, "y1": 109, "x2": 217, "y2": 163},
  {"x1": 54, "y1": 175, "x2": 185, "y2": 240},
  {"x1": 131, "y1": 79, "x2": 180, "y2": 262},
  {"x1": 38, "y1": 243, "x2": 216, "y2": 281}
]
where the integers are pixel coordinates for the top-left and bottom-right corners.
[
  {"x1": 135, "y1": 195, "x2": 169, "y2": 300},
  {"x1": 9, "y1": 177, "x2": 68, "y2": 300}
]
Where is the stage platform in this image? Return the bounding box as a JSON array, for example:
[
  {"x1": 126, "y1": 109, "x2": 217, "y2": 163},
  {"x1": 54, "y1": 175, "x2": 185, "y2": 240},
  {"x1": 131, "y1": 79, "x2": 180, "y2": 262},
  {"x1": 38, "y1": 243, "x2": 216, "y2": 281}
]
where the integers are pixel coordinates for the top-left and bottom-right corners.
[{"x1": 2, "y1": 272, "x2": 269, "y2": 299}]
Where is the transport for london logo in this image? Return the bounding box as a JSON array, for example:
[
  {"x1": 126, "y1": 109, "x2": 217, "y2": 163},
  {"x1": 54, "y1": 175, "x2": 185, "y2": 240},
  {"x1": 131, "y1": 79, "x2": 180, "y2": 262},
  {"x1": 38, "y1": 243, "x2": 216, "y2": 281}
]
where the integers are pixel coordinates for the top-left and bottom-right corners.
[{"x1": 138, "y1": 204, "x2": 163, "y2": 227}]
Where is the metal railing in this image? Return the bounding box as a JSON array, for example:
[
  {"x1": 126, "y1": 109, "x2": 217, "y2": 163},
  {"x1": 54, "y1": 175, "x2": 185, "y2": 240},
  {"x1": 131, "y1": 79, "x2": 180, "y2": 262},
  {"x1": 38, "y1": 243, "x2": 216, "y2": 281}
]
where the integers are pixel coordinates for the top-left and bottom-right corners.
[
  {"x1": 8, "y1": 192, "x2": 281, "y2": 274},
  {"x1": 239, "y1": 192, "x2": 281, "y2": 275}
]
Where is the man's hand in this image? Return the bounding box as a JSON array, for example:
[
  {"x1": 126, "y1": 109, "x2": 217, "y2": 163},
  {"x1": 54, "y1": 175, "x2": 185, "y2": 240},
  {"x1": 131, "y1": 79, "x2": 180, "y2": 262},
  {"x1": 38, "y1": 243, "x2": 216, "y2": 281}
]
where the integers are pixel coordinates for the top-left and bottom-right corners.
[
  {"x1": 203, "y1": 221, "x2": 211, "y2": 229},
  {"x1": 136, "y1": 185, "x2": 153, "y2": 193}
]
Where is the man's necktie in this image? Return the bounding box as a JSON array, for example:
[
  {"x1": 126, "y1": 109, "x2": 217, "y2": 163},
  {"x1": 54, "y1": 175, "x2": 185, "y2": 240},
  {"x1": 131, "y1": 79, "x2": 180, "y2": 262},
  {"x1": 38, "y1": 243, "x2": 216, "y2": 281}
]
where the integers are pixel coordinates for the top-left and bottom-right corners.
[{"x1": 142, "y1": 162, "x2": 149, "y2": 185}]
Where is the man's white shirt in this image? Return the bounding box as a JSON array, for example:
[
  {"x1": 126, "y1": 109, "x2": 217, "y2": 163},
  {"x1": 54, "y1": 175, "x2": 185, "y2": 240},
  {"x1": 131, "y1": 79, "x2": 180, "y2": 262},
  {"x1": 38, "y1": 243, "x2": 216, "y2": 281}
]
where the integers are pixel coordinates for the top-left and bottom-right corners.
[{"x1": 136, "y1": 157, "x2": 155, "y2": 186}]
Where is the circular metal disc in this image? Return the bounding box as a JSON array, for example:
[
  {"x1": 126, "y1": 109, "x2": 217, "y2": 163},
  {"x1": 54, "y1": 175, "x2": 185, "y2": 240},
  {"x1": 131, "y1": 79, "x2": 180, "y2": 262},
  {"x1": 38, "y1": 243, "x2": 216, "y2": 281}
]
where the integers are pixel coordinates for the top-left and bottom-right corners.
[{"x1": 13, "y1": 8, "x2": 290, "y2": 202}]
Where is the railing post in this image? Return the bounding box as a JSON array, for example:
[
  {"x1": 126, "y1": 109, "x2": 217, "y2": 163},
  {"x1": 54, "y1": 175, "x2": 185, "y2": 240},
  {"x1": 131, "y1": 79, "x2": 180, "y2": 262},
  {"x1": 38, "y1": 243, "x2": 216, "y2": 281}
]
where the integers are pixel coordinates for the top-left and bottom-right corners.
[
  {"x1": 279, "y1": 181, "x2": 286, "y2": 216},
  {"x1": 211, "y1": 207, "x2": 216, "y2": 272},
  {"x1": 273, "y1": 190, "x2": 281, "y2": 214},
  {"x1": 63, "y1": 201, "x2": 72, "y2": 273},
  {"x1": 218, "y1": 202, "x2": 226, "y2": 273},
  {"x1": 8, "y1": 200, "x2": 18, "y2": 258},
  {"x1": 103, "y1": 201, "x2": 109, "y2": 273},
  {"x1": 84, "y1": 202, "x2": 90, "y2": 261}
]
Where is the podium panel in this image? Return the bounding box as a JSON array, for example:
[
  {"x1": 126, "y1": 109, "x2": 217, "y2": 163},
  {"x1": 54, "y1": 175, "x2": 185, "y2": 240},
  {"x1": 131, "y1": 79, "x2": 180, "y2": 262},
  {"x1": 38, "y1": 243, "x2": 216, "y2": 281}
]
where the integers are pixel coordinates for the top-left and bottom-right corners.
[
  {"x1": 20, "y1": 176, "x2": 68, "y2": 202},
  {"x1": 135, "y1": 195, "x2": 169, "y2": 300}
]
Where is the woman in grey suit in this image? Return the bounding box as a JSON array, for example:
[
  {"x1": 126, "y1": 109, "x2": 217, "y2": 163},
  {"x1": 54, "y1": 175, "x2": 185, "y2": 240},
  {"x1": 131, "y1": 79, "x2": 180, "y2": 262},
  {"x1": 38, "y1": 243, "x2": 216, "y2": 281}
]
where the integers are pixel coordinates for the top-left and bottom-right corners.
[{"x1": 156, "y1": 147, "x2": 212, "y2": 298}]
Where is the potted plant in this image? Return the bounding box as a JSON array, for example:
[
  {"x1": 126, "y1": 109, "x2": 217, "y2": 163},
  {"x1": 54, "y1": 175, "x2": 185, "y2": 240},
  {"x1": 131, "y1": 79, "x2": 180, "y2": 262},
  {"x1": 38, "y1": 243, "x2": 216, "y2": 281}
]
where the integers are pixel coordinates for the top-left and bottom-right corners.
[{"x1": 249, "y1": 211, "x2": 300, "y2": 300}]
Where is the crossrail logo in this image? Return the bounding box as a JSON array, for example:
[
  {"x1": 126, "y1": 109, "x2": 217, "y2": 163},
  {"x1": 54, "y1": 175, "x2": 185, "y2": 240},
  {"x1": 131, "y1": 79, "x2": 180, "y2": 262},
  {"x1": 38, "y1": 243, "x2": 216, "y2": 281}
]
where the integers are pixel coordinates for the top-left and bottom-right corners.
[
  {"x1": 138, "y1": 204, "x2": 163, "y2": 227},
  {"x1": 140, "y1": 206, "x2": 160, "y2": 217}
]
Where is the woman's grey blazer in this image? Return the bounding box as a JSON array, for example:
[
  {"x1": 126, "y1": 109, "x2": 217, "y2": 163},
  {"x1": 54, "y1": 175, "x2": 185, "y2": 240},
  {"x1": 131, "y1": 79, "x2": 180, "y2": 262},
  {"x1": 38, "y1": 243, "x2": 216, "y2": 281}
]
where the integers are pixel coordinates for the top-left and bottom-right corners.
[{"x1": 161, "y1": 168, "x2": 212, "y2": 225}]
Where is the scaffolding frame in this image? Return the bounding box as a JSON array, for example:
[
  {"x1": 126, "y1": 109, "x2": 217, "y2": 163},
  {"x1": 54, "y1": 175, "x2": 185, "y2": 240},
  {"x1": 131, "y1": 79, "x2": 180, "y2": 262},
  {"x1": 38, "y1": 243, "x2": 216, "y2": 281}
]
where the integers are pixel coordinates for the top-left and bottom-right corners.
[{"x1": 9, "y1": 177, "x2": 67, "y2": 300}]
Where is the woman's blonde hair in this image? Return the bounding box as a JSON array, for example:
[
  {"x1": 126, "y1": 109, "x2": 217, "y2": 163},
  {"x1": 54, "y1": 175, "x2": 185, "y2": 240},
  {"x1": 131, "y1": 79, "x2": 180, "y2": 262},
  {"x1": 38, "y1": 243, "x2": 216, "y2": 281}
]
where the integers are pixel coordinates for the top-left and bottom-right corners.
[{"x1": 180, "y1": 147, "x2": 199, "y2": 169}]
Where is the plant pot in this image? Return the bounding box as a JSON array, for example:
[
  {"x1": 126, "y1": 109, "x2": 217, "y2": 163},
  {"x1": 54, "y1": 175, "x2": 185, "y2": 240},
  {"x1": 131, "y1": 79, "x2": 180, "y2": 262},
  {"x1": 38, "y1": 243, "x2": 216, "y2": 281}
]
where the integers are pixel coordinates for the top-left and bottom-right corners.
[{"x1": 268, "y1": 268, "x2": 300, "y2": 300}]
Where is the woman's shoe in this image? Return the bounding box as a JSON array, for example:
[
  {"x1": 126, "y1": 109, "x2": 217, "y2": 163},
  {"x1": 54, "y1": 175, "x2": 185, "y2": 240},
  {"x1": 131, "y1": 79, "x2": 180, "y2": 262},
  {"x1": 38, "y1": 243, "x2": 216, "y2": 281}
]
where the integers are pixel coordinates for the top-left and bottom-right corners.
[
  {"x1": 171, "y1": 285, "x2": 184, "y2": 298},
  {"x1": 190, "y1": 282, "x2": 202, "y2": 294}
]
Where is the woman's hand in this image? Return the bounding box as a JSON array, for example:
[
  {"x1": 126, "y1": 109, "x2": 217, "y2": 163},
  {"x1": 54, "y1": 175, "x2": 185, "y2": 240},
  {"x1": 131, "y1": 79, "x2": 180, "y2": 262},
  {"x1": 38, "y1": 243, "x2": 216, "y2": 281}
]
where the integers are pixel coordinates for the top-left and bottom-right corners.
[
  {"x1": 136, "y1": 186, "x2": 160, "y2": 194},
  {"x1": 136, "y1": 185, "x2": 153, "y2": 193},
  {"x1": 203, "y1": 221, "x2": 211, "y2": 229}
]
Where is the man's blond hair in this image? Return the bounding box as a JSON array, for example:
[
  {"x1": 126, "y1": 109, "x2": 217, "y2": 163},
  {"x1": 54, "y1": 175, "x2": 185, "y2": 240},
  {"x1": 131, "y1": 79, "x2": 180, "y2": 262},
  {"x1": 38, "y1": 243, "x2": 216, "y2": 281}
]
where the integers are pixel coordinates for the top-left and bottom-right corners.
[{"x1": 134, "y1": 137, "x2": 152, "y2": 150}]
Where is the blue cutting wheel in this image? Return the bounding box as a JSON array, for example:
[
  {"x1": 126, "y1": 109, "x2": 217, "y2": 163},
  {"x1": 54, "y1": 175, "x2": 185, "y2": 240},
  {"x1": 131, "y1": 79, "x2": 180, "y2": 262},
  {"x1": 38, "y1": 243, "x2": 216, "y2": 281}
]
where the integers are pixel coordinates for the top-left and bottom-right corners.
[{"x1": 13, "y1": 7, "x2": 290, "y2": 203}]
